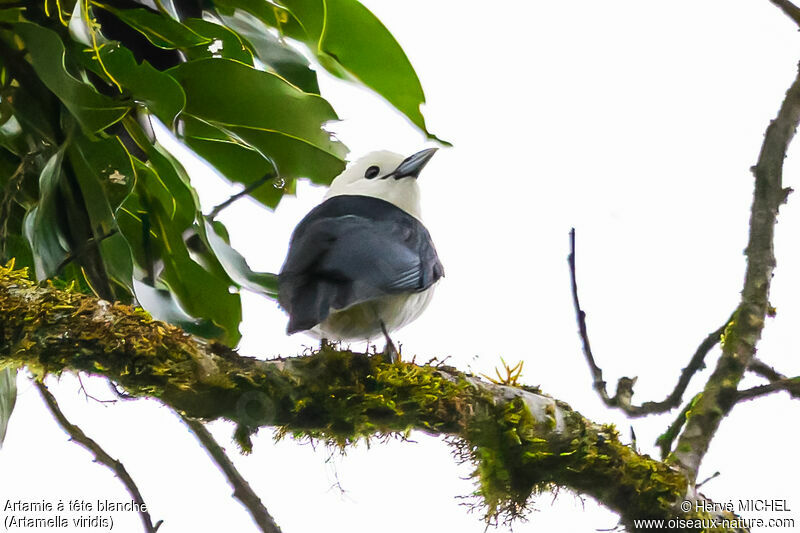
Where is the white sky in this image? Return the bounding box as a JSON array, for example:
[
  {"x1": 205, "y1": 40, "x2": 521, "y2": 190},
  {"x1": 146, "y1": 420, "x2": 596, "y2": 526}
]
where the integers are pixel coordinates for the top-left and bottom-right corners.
[{"x1": 3, "y1": 1, "x2": 800, "y2": 532}]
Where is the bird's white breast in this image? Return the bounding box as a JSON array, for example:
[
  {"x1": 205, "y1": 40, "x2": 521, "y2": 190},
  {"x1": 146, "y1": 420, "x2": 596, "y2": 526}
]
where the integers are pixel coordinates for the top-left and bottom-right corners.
[{"x1": 309, "y1": 285, "x2": 438, "y2": 341}]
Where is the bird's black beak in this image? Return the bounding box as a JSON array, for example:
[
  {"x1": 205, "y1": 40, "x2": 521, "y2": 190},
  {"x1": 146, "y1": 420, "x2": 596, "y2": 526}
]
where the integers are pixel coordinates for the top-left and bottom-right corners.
[{"x1": 388, "y1": 148, "x2": 438, "y2": 179}]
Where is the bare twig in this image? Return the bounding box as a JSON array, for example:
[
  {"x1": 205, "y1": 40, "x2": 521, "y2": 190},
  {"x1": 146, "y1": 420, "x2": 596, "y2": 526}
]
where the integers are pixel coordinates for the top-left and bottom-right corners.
[
  {"x1": 769, "y1": 0, "x2": 800, "y2": 26},
  {"x1": 748, "y1": 357, "x2": 786, "y2": 382},
  {"x1": 207, "y1": 173, "x2": 275, "y2": 220},
  {"x1": 35, "y1": 380, "x2": 161, "y2": 533},
  {"x1": 736, "y1": 377, "x2": 800, "y2": 402},
  {"x1": 180, "y1": 415, "x2": 282, "y2": 533},
  {"x1": 568, "y1": 228, "x2": 728, "y2": 417},
  {"x1": 696, "y1": 471, "x2": 720, "y2": 489},
  {"x1": 77, "y1": 374, "x2": 116, "y2": 404},
  {"x1": 567, "y1": 228, "x2": 611, "y2": 403}
]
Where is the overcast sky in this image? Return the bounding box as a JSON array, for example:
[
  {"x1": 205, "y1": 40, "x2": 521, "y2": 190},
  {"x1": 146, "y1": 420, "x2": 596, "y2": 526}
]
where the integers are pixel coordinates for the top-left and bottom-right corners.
[{"x1": 2, "y1": 1, "x2": 800, "y2": 532}]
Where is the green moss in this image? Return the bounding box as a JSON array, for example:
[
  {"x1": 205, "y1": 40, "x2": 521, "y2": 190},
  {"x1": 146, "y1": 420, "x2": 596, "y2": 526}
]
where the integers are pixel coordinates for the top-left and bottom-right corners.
[
  {"x1": 263, "y1": 345, "x2": 470, "y2": 447},
  {"x1": 456, "y1": 398, "x2": 692, "y2": 526}
]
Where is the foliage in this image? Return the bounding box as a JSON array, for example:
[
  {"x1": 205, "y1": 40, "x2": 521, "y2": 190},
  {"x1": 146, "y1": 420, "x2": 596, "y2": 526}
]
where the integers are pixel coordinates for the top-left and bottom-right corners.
[
  {"x1": 0, "y1": 0, "x2": 440, "y2": 348},
  {"x1": 0, "y1": 367, "x2": 14, "y2": 447}
]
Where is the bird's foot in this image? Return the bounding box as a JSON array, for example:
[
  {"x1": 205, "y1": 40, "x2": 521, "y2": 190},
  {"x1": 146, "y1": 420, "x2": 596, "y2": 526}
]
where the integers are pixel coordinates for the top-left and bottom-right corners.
[
  {"x1": 382, "y1": 341, "x2": 399, "y2": 364},
  {"x1": 380, "y1": 321, "x2": 400, "y2": 364}
]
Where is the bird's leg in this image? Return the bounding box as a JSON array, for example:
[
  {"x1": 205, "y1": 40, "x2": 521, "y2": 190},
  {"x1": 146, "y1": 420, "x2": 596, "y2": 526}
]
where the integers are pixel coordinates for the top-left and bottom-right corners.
[{"x1": 380, "y1": 321, "x2": 399, "y2": 363}]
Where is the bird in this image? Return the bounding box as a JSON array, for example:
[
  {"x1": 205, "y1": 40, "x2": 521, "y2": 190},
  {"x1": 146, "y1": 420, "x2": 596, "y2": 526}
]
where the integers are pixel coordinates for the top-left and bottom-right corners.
[{"x1": 278, "y1": 148, "x2": 444, "y2": 360}]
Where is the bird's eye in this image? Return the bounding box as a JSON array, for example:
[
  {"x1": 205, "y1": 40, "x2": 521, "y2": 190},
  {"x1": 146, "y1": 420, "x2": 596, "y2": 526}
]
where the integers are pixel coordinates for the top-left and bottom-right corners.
[{"x1": 364, "y1": 165, "x2": 380, "y2": 179}]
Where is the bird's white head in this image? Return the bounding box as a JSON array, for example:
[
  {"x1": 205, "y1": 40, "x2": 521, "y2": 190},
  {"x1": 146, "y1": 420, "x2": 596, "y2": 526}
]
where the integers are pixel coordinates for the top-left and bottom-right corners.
[{"x1": 324, "y1": 148, "x2": 438, "y2": 220}]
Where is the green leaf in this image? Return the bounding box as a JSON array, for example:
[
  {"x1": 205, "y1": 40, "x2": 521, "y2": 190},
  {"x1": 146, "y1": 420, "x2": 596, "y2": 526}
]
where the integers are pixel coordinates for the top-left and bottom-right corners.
[
  {"x1": 0, "y1": 368, "x2": 16, "y2": 448},
  {"x1": 180, "y1": 114, "x2": 275, "y2": 191},
  {"x1": 68, "y1": 134, "x2": 136, "y2": 217},
  {"x1": 95, "y1": 43, "x2": 186, "y2": 126},
  {"x1": 182, "y1": 115, "x2": 344, "y2": 208},
  {"x1": 151, "y1": 200, "x2": 242, "y2": 344},
  {"x1": 182, "y1": 19, "x2": 254, "y2": 64},
  {"x1": 117, "y1": 139, "x2": 241, "y2": 343},
  {"x1": 169, "y1": 59, "x2": 346, "y2": 205},
  {"x1": 213, "y1": 0, "x2": 307, "y2": 39},
  {"x1": 0, "y1": 111, "x2": 25, "y2": 156},
  {"x1": 94, "y1": 4, "x2": 211, "y2": 49},
  {"x1": 0, "y1": 152, "x2": 35, "y2": 269},
  {"x1": 14, "y1": 22, "x2": 130, "y2": 133},
  {"x1": 0, "y1": 7, "x2": 24, "y2": 23},
  {"x1": 118, "y1": 194, "x2": 240, "y2": 343},
  {"x1": 224, "y1": 0, "x2": 443, "y2": 141},
  {"x1": 23, "y1": 148, "x2": 70, "y2": 280},
  {"x1": 4, "y1": 85, "x2": 58, "y2": 145},
  {"x1": 218, "y1": 10, "x2": 320, "y2": 93},
  {"x1": 201, "y1": 219, "x2": 278, "y2": 297},
  {"x1": 170, "y1": 58, "x2": 343, "y2": 156},
  {"x1": 66, "y1": 133, "x2": 136, "y2": 293},
  {"x1": 294, "y1": 0, "x2": 439, "y2": 138},
  {"x1": 132, "y1": 278, "x2": 226, "y2": 340}
]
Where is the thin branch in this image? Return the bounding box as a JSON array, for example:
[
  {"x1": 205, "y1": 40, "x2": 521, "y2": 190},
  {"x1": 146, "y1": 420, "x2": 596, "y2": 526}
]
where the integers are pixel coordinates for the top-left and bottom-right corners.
[
  {"x1": 655, "y1": 395, "x2": 696, "y2": 460},
  {"x1": 180, "y1": 415, "x2": 282, "y2": 533},
  {"x1": 35, "y1": 380, "x2": 162, "y2": 533},
  {"x1": 207, "y1": 173, "x2": 275, "y2": 220},
  {"x1": 748, "y1": 357, "x2": 786, "y2": 382},
  {"x1": 671, "y1": 59, "x2": 800, "y2": 482},
  {"x1": 568, "y1": 228, "x2": 728, "y2": 417},
  {"x1": 696, "y1": 471, "x2": 720, "y2": 489},
  {"x1": 736, "y1": 377, "x2": 800, "y2": 402},
  {"x1": 769, "y1": 0, "x2": 800, "y2": 26},
  {"x1": 55, "y1": 229, "x2": 119, "y2": 273},
  {"x1": 77, "y1": 373, "x2": 116, "y2": 404},
  {"x1": 567, "y1": 227, "x2": 610, "y2": 404}
]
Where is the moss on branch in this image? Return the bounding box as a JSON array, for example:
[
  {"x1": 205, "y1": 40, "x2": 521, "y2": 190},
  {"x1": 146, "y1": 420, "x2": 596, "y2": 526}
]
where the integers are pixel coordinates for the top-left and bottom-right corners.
[{"x1": 1, "y1": 264, "x2": 733, "y2": 529}]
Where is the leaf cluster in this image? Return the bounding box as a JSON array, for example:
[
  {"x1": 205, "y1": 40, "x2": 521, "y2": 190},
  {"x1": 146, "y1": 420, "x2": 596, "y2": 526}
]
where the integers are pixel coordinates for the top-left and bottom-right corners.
[{"x1": 0, "y1": 0, "x2": 439, "y2": 345}]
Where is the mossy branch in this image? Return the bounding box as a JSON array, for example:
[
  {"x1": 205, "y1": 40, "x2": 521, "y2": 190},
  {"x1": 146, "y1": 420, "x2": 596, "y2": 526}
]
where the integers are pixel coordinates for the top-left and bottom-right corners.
[{"x1": 0, "y1": 266, "x2": 747, "y2": 531}]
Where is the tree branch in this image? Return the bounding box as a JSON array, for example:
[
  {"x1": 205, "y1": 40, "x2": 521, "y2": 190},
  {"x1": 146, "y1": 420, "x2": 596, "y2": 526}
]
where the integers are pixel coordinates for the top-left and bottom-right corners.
[
  {"x1": 736, "y1": 377, "x2": 800, "y2": 402},
  {"x1": 35, "y1": 380, "x2": 162, "y2": 533},
  {"x1": 655, "y1": 394, "x2": 698, "y2": 460},
  {"x1": 207, "y1": 173, "x2": 275, "y2": 221},
  {"x1": 747, "y1": 356, "x2": 787, "y2": 382},
  {"x1": 180, "y1": 415, "x2": 282, "y2": 533},
  {"x1": 768, "y1": 0, "x2": 800, "y2": 26},
  {"x1": 568, "y1": 228, "x2": 728, "y2": 417},
  {"x1": 0, "y1": 265, "x2": 749, "y2": 530},
  {"x1": 670, "y1": 62, "x2": 800, "y2": 482}
]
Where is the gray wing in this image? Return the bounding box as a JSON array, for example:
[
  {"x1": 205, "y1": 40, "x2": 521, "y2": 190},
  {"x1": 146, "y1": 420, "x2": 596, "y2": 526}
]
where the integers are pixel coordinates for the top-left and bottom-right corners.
[{"x1": 279, "y1": 214, "x2": 443, "y2": 334}]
